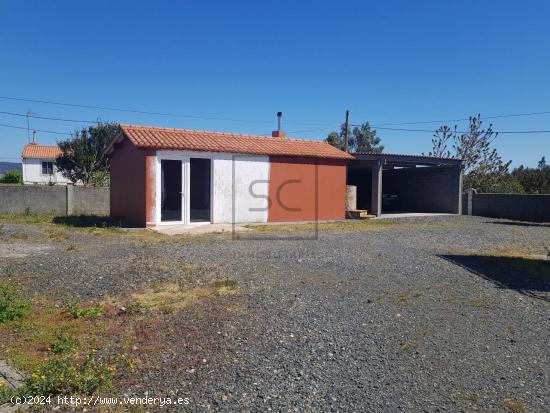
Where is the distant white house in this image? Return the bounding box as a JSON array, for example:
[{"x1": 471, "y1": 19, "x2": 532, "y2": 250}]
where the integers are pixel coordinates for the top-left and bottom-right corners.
[{"x1": 21, "y1": 143, "x2": 72, "y2": 185}]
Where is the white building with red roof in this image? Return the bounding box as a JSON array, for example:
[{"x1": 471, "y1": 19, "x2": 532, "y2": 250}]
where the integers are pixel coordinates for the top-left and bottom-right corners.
[
  {"x1": 21, "y1": 143, "x2": 72, "y2": 185},
  {"x1": 105, "y1": 124, "x2": 353, "y2": 227}
]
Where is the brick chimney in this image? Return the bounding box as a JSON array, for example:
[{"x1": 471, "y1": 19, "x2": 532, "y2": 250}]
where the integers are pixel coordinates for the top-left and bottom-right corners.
[{"x1": 272, "y1": 111, "x2": 286, "y2": 138}]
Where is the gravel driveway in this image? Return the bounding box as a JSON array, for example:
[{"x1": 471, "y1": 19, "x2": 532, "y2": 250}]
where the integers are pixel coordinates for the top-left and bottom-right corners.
[{"x1": 1, "y1": 215, "x2": 549, "y2": 412}]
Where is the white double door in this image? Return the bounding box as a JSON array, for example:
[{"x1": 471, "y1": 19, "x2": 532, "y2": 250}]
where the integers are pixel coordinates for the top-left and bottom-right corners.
[{"x1": 157, "y1": 154, "x2": 212, "y2": 225}]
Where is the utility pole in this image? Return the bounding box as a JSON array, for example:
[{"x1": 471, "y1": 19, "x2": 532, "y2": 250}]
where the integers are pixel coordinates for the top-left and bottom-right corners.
[{"x1": 344, "y1": 110, "x2": 350, "y2": 153}]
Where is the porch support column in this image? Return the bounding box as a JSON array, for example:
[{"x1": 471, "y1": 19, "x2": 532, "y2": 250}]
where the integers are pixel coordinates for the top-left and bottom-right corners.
[{"x1": 371, "y1": 160, "x2": 383, "y2": 217}]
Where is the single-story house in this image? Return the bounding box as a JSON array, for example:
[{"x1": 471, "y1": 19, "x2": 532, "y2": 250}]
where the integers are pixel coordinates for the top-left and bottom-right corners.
[
  {"x1": 21, "y1": 143, "x2": 72, "y2": 185},
  {"x1": 105, "y1": 125, "x2": 353, "y2": 227}
]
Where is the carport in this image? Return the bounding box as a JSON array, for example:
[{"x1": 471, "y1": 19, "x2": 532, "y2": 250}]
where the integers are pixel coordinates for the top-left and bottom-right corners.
[{"x1": 347, "y1": 153, "x2": 464, "y2": 216}]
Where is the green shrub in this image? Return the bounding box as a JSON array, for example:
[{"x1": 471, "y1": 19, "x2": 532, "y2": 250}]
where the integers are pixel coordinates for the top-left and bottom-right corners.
[
  {"x1": 25, "y1": 354, "x2": 111, "y2": 396},
  {"x1": 49, "y1": 334, "x2": 79, "y2": 355},
  {"x1": 1, "y1": 170, "x2": 22, "y2": 184},
  {"x1": 0, "y1": 282, "x2": 31, "y2": 323},
  {"x1": 68, "y1": 304, "x2": 103, "y2": 319}
]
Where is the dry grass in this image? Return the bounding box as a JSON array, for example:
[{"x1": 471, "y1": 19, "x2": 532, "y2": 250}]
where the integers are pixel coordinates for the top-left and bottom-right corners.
[
  {"x1": 130, "y1": 279, "x2": 239, "y2": 314},
  {"x1": 503, "y1": 398, "x2": 526, "y2": 413},
  {"x1": 246, "y1": 219, "x2": 395, "y2": 233}
]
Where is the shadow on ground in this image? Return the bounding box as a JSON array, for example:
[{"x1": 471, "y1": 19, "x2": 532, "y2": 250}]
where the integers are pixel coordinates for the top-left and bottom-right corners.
[
  {"x1": 441, "y1": 254, "x2": 550, "y2": 302},
  {"x1": 52, "y1": 215, "x2": 122, "y2": 228},
  {"x1": 485, "y1": 220, "x2": 550, "y2": 228}
]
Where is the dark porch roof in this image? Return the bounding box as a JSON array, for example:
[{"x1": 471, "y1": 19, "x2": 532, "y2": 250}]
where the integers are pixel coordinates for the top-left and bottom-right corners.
[{"x1": 352, "y1": 152, "x2": 464, "y2": 167}]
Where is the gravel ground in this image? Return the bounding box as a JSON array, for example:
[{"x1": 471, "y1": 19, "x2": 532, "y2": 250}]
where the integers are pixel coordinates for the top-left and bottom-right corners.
[{"x1": 1, "y1": 215, "x2": 549, "y2": 412}]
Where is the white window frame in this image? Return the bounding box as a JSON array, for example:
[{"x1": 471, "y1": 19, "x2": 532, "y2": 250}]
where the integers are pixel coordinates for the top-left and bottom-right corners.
[
  {"x1": 155, "y1": 151, "x2": 214, "y2": 226},
  {"x1": 41, "y1": 160, "x2": 55, "y2": 176}
]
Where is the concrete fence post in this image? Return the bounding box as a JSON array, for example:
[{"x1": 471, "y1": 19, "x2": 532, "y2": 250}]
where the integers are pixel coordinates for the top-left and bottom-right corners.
[
  {"x1": 466, "y1": 188, "x2": 476, "y2": 216},
  {"x1": 66, "y1": 184, "x2": 74, "y2": 215}
]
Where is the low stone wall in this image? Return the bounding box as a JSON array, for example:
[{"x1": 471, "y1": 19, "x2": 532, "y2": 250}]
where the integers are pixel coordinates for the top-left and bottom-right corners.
[
  {"x1": 463, "y1": 191, "x2": 550, "y2": 222},
  {"x1": 0, "y1": 185, "x2": 110, "y2": 215}
]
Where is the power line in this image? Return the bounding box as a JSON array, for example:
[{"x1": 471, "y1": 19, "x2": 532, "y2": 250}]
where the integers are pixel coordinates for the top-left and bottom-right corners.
[
  {"x1": 0, "y1": 96, "x2": 334, "y2": 127},
  {"x1": 352, "y1": 124, "x2": 550, "y2": 135},
  {"x1": 372, "y1": 111, "x2": 550, "y2": 126},
  {"x1": 0, "y1": 110, "x2": 98, "y2": 124},
  {"x1": 0, "y1": 122, "x2": 71, "y2": 136}
]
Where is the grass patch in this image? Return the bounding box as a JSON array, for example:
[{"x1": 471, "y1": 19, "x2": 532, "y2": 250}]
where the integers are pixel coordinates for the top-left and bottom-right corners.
[
  {"x1": 0, "y1": 281, "x2": 31, "y2": 323},
  {"x1": 130, "y1": 279, "x2": 239, "y2": 314},
  {"x1": 49, "y1": 334, "x2": 79, "y2": 355},
  {"x1": 397, "y1": 291, "x2": 421, "y2": 305},
  {"x1": 454, "y1": 392, "x2": 479, "y2": 402},
  {"x1": 503, "y1": 398, "x2": 526, "y2": 413},
  {"x1": 210, "y1": 278, "x2": 238, "y2": 292},
  {"x1": 0, "y1": 213, "x2": 56, "y2": 224},
  {"x1": 245, "y1": 219, "x2": 395, "y2": 233},
  {"x1": 0, "y1": 296, "x2": 117, "y2": 403},
  {"x1": 45, "y1": 228, "x2": 69, "y2": 241},
  {"x1": 400, "y1": 342, "x2": 417, "y2": 352},
  {"x1": 68, "y1": 304, "x2": 104, "y2": 319},
  {"x1": 25, "y1": 354, "x2": 111, "y2": 397}
]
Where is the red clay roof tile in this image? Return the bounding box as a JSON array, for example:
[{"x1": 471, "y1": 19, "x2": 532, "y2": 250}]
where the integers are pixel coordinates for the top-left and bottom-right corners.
[
  {"x1": 117, "y1": 125, "x2": 353, "y2": 160},
  {"x1": 21, "y1": 143, "x2": 62, "y2": 159}
]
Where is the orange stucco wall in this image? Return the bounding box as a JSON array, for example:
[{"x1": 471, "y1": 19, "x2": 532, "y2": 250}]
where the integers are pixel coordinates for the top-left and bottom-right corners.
[
  {"x1": 109, "y1": 137, "x2": 155, "y2": 227},
  {"x1": 268, "y1": 156, "x2": 347, "y2": 222}
]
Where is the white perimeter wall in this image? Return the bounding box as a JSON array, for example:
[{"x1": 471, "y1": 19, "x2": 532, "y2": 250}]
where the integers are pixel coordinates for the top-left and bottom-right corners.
[
  {"x1": 22, "y1": 158, "x2": 72, "y2": 185},
  {"x1": 212, "y1": 154, "x2": 269, "y2": 223}
]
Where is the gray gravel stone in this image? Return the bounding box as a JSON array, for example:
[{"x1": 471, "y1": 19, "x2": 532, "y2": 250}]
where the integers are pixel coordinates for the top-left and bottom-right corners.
[{"x1": 0, "y1": 215, "x2": 549, "y2": 412}]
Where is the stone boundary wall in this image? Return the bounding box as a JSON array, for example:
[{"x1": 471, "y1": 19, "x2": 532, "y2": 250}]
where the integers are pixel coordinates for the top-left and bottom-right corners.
[{"x1": 0, "y1": 185, "x2": 109, "y2": 215}]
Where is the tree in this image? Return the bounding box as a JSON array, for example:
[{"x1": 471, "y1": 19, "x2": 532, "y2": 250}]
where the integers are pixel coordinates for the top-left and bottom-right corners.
[
  {"x1": 430, "y1": 115, "x2": 514, "y2": 193},
  {"x1": 352, "y1": 122, "x2": 384, "y2": 153},
  {"x1": 512, "y1": 162, "x2": 550, "y2": 194},
  {"x1": 325, "y1": 130, "x2": 345, "y2": 151},
  {"x1": 56, "y1": 122, "x2": 119, "y2": 186},
  {"x1": 325, "y1": 121, "x2": 383, "y2": 153},
  {"x1": 538, "y1": 156, "x2": 547, "y2": 169},
  {"x1": 1, "y1": 170, "x2": 22, "y2": 184},
  {"x1": 424, "y1": 126, "x2": 455, "y2": 158}
]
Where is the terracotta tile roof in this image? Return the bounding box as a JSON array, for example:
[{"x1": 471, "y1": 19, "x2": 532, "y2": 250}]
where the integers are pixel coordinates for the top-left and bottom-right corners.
[
  {"x1": 116, "y1": 125, "x2": 353, "y2": 160},
  {"x1": 21, "y1": 143, "x2": 62, "y2": 159}
]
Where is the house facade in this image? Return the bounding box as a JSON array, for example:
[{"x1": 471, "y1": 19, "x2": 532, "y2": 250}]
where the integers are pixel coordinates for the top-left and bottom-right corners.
[
  {"x1": 21, "y1": 143, "x2": 72, "y2": 185},
  {"x1": 106, "y1": 125, "x2": 352, "y2": 227}
]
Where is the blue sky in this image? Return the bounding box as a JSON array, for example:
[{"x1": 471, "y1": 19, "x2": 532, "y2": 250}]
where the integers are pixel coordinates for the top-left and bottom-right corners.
[{"x1": 1, "y1": 0, "x2": 549, "y2": 166}]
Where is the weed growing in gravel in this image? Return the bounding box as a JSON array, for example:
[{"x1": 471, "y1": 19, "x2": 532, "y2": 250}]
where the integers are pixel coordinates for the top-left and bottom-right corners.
[
  {"x1": 68, "y1": 304, "x2": 104, "y2": 319},
  {"x1": 453, "y1": 392, "x2": 479, "y2": 402},
  {"x1": 46, "y1": 228, "x2": 69, "y2": 241},
  {"x1": 503, "y1": 398, "x2": 526, "y2": 413},
  {"x1": 211, "y1": 278, "x2": 238, "y2": 292},
  {"x1": 25, "y1": 354, "x2": 111, "y2": 398},
  {"x1": 397, "y1": 291, "x2": 421, "y2": 305},
  {"x1": 66, "y1": 244, "x2": 80, "y2": 251},
  {"x1": 0, "y1": 213, "x2": 56, "y2": 224},
  {"x1": 49, "y1": 334, "x2": 79, "y2": 355},
  {"x1": 0, "y1": 282, "x2": 31, "y2": 323},
  {"x1": 245, "y1": 220, "x2": 395, "y2": 233},
  {"x1": 400, "y1": 342, "x2": 417, "y2": 352},
  {"x1": 130, "y1": 279, "x2": 239, "y2": 314}
]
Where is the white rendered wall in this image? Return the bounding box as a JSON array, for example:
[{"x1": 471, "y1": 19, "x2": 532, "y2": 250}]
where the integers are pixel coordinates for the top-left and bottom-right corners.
[
  {"x1": 22, "y1": 158, "x2": 72, "y2": 185},
  {"x1": 212, "y1": 154, "x2": 269, "y2": 224},
  {"x1": 155, "y1": 150, "x2": 269, "y2": 224}
]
